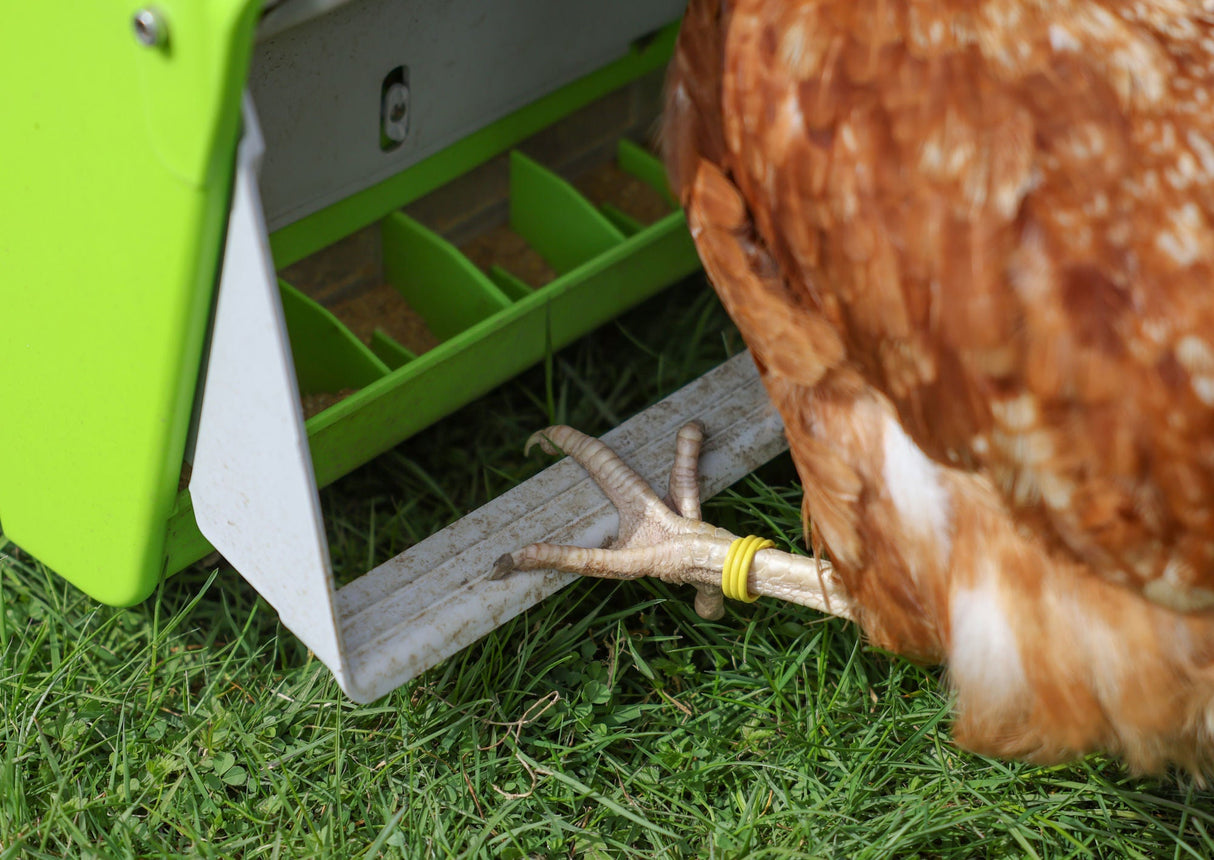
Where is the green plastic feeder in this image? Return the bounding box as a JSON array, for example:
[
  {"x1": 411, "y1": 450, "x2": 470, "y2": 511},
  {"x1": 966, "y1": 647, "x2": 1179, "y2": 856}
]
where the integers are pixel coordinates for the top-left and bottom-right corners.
[{"x1": 0, "y1": 1, "x2": 789, "y2": 701}]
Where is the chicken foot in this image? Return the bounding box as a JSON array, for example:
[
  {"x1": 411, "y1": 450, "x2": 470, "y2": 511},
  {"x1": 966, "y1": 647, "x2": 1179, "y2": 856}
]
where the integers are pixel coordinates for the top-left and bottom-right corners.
[{"x1": 492, "y1": 423, "x2": 854, "y2": 621}]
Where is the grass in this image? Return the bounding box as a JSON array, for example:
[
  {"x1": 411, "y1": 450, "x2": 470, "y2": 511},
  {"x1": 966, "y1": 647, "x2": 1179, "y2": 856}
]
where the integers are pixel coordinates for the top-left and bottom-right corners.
[{"x1": 3, "y1": 275, "x2": 1213, "y2": 858}]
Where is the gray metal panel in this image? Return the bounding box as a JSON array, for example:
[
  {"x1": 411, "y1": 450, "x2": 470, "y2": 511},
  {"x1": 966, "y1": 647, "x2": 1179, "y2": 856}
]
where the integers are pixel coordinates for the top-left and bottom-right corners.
[{"x1": 250, "y1": 0, "x2": 686, "y2": 231}]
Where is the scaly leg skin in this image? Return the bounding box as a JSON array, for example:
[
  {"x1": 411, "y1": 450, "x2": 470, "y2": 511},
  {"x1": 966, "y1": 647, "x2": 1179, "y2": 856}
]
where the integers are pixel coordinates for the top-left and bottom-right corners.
[
  {"x1": 664, "y1": 425, "x2": 726, "y2": 620},
  {"x1": 492, "y1": 423, "x2": 855, "y2": 621}
]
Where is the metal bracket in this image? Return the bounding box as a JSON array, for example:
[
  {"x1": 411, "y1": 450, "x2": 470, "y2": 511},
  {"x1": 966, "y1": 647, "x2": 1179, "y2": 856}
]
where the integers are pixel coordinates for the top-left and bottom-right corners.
[{"x1": 190, "y1": 95, "x2": 790, "y2": 703}]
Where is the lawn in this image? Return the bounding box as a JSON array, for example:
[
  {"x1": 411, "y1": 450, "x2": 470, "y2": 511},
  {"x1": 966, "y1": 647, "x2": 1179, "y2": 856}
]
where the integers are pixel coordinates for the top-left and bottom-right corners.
[{"x1": 2, "y1": 275, "x2": 1212, "y2": 858}]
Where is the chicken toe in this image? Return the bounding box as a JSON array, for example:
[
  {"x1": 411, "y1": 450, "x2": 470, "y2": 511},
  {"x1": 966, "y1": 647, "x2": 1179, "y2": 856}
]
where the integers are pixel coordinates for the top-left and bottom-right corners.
[{"x1": 492, "y1": 424, "x2": 853, "y2": 622}]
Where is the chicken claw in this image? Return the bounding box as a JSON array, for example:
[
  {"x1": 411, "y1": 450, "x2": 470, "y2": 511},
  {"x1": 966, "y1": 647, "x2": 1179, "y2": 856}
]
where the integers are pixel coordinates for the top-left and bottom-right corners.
[{"x1": 492, "y1": 424, "x2": 854, "y2": 621}]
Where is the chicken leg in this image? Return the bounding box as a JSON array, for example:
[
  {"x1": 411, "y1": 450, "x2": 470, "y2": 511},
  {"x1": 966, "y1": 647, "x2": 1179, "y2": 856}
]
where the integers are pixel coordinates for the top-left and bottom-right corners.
[{"x1": 492, "y1": 423, "x2": 854, "y2": 621}]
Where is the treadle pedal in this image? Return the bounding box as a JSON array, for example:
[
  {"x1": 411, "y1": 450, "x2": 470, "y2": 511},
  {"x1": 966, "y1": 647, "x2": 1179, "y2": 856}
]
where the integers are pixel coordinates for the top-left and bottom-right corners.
[{"x1": 334, "y1": 350, "x2": 787, "y2": 701}]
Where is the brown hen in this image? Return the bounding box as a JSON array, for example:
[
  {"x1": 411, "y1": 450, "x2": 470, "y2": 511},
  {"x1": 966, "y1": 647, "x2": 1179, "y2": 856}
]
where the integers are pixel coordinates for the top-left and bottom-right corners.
[{"x1": 502, "y1": 0, "x2": 1214, "y2": 774}]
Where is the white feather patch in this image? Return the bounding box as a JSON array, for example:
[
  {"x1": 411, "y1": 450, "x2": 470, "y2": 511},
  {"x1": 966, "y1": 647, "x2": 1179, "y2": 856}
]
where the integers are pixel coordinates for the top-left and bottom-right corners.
[
  {"x1": 949, "y1": 578, "x2": 1028, "y2": 709},
  {"x1": 881, "y1": 414, "x2": 952, "y2": 562},
  {"x1": 1048, "y1": 23, "x2": 1080, "y2": 52}
]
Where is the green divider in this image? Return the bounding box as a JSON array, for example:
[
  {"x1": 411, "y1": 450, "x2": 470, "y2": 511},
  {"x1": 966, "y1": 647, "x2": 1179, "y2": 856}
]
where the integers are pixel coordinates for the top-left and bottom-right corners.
[
  {"x1": 616, "y1": 138, "x2": 677, "y2": 205},
  {"x1": 509, "y1": 152, "x2": 626, "y2": 275},
  {"x1": 370, "y1": 330, "x2": 416, "y2": 370},
  {"x1": 488, "y1": 265, "x2": 535, "y2": 302},
  {"x1": 599, "y1": 204, "x2": 645, "y2": 236},
  {"x1": 279, "y1": 281, "x2": 391, "y2": 394},
  {"x1": 381, "y1": 214, "x2": 512, "y2": 340}
]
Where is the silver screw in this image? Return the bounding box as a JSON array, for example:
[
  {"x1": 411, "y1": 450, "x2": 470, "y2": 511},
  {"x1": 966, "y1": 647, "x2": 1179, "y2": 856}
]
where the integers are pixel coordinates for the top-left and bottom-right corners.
[
  {"x1": 381, "y1": 82, "x2": 410, "y2": 145},
  {"x1": 132, "y1": 8, "x2": 168, "y2": 48}
]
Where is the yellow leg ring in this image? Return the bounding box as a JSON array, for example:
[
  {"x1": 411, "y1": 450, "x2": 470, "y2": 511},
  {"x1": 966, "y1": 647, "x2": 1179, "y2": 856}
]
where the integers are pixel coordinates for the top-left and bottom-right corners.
[{"x1": 721, "y1": 536, "x2": 775, "y2": 602}]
